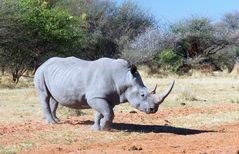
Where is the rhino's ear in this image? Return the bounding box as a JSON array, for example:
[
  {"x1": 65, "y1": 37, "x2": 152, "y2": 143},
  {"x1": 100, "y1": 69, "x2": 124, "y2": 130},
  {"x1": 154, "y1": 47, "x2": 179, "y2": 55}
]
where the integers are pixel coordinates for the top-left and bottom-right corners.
[{"x1": 130, "y1": 64, "x2": 137, "y2": 74}]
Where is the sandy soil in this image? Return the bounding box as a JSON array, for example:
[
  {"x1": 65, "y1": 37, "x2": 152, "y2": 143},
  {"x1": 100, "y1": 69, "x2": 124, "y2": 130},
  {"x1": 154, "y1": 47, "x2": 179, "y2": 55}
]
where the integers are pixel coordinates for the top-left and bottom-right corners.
[{"x1": 1, "y1": 103, "x2": 239, "y2": 154}]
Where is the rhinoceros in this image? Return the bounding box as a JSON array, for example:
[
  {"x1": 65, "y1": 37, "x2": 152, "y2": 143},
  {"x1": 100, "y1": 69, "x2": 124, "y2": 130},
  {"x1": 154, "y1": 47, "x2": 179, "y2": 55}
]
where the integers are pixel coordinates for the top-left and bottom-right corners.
[{"x1": 34, "y1": 57, "x2": 174, "y2": 130}]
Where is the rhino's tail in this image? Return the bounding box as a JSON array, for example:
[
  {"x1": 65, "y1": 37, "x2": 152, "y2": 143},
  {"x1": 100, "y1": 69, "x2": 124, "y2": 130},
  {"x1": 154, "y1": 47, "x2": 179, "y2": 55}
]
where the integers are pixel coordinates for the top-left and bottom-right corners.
[{"x1": 34, "y1": 65, "x2": 49, "y2": 94}]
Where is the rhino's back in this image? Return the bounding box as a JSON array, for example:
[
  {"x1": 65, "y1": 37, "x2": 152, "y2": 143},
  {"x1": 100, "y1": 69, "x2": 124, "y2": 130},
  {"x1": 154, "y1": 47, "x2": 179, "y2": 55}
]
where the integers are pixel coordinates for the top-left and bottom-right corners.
[
  {"x1": 34, "y1": 57, "x2": 91, "y2": 106},
  {"x1": 41, "y1": 57, "x2": 90, "y2": 87}
]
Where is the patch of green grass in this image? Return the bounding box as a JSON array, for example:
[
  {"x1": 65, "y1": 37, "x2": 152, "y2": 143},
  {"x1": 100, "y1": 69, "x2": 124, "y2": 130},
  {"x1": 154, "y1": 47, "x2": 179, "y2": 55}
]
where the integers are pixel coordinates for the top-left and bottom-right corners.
[
  {"x1": 0, "y1": 140, "x2": 34, "y2": 154},
  {"x1": 19, "y1": 140, "x2": 35, "y2": 149},
  {"x1": 0, "y1": 145, "x2": 18, "y2": 154},
  {"x1": 64, "y1": 138, "x2": 76, "y2": 145}
]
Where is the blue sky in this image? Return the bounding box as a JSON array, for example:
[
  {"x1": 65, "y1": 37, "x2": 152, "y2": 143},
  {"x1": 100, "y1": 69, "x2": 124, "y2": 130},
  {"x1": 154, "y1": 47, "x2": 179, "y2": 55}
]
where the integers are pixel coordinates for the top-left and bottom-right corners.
[{"x1": 117, "y1": 0, "x2": 239, "y2": 23}]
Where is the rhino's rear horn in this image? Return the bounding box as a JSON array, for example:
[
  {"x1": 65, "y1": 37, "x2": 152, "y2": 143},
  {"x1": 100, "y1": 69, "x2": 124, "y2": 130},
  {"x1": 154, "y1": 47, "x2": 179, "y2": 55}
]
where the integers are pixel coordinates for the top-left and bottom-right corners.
[{"x1": 156, "y1": 80, "x2": 175, "y2": 105}]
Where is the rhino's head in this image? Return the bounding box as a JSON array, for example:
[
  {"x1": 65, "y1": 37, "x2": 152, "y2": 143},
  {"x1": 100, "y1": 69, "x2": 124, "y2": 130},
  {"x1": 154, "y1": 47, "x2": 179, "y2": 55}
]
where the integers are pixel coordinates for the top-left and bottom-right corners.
[{"x1": 125, "y1": 65, "x2": 175, "y2": 114}]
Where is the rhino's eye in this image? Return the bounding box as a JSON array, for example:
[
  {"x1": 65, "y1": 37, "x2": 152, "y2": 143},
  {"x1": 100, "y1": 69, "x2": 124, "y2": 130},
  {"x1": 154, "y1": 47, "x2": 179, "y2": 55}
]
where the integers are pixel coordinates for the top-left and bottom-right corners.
[{"x1": 140, "y1": 93, "x2": 146, "y2": 99}]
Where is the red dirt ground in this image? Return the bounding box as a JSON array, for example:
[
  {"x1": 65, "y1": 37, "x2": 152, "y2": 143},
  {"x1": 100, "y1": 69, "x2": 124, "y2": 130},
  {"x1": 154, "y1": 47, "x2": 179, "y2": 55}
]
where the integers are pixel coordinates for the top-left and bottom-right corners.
[{"x1": 1, "y1": 103, "x2": 239, "y2": 154}]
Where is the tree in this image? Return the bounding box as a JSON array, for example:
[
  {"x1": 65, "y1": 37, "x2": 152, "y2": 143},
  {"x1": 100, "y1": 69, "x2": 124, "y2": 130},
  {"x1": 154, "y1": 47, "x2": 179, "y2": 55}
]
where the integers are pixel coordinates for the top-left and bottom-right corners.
[
  {"x1": 213, "y1": 12, "x2": 239, "y2": 71},
  {"x1": 0, "y1": 0, "x2": 34, "y2": 83},
  {"x1": 170, "y1": 17, "x2": 216, "y2": 58},
  {"x1": 21, "y1": 0, "x2": 86, "y2": 64},
  {"x1": 59, "y1": 0, "x2": 156, "y2": 59},
  {"x1": 0, "y1": 0, "x2": 86, "y2": 83},
  {"x1": 167, "y1": 16, "x2": 239, "y2": 71}
]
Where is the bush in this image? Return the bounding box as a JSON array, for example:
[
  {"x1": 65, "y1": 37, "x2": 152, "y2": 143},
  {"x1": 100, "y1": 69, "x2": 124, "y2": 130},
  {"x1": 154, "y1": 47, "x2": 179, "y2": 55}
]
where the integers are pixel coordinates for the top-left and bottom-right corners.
[
  {"x1": 154, "y1": 50, "x2": 183, "y2": 72},
  {"x1": 170, "y1": 17, "x2": 215, "y2": 58},
  {"x1": 121, "y1": 27, "x2": 163, "y2": 64}
]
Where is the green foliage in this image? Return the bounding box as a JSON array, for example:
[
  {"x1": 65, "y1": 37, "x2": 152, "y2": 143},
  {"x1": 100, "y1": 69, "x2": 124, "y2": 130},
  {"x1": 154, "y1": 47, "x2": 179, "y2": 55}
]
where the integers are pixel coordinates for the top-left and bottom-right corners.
[
  {"x1": 0, "y1": 0, "x2": 155, "y2": 83},
  {"x1": 20, "y1": 0, "x2": 86, "y2": 54},
  {"x1": 167, "y1": 16, "x2": 239, "y2": 72},
  {"x1": 0, "y1": 0, "x2": 88, "y2": 83},
  {"x1": 1, "y1": 0, "x2": 237, "y2": 81},
  {"x1": 154, "y1": 50, "x2": 183, "y2": 72},
  {"x1": 171, "y1": 17, "x2": 215, "y2": 58},
  {"x1": 172, "y1": 17, "x2": 214, "y2": 34}
]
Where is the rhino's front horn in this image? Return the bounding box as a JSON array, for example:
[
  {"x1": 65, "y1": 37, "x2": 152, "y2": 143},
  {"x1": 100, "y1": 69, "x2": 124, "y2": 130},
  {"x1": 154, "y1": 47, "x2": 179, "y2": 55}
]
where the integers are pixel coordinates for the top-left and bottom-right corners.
[{"x1": 155, "y1": 80, "x2": 175, "y2": 105}]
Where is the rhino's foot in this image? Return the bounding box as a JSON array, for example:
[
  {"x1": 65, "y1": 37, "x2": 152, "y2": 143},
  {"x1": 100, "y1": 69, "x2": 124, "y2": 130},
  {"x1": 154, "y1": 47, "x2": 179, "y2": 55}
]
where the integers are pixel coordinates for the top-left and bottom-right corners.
[
  {"x1": 53, "y1": 117, "x2": 60, "y2": 122},
  {"x1": 91, "y1": 125, "x2": 111, "y2": 131},
  {"x1": 91, "y1": 124, "x2": 101, "y2": 131},
  {"x1": 100, "y1": 118, "x2": 112, "y2": 131},
  {"x1": 45, "y1": 119, "x2": 57, "y2": 124},
  {"x1": 100, "y1": 125, "x2": 111, "y2": 131}
]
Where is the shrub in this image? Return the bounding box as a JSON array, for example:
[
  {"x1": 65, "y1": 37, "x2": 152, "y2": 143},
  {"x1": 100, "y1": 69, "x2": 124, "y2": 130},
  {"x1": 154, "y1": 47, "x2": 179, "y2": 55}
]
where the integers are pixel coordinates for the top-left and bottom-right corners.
[
  {"x1": 176, "y1": 86, "x2": 198, "y2": 101},
  {"x1": 154, "y1": 50, "x2": 183, "y2": 72},
  {"x1": 121, "y1": 27, "x2": 163, "y2": 64}
]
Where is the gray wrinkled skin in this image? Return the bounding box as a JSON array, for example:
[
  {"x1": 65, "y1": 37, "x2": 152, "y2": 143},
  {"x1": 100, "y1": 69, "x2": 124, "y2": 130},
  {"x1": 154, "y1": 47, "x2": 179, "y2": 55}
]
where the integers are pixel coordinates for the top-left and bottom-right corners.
[{"x1": 34, "y1": 57, "x2": 174, "y2": 131}]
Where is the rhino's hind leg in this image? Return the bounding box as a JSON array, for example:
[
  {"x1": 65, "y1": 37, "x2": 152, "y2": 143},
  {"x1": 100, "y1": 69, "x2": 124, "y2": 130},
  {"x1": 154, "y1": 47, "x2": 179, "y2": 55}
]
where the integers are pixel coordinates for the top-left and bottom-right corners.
[
  {"x1": 35, "y1": 80, "x2": 57, "y2": 124},
  {"x1": 50, "y1": 97, "x2": 60, "y2": 122},
  {"x1": 38, "y1": 92, "x2": 56, "y2": 124},
  {"x1": 88, "y1": 98, "x2": 114, "y2": 131}
]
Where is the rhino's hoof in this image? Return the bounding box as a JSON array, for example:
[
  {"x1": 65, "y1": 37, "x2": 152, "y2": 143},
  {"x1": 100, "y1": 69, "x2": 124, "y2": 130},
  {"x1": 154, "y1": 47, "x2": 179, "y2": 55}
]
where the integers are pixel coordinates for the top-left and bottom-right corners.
[
  {"x1": 101, "y1": 127, "x2": 111, "y2": 131},
  {"x1": 91, "y1": 125, "x2": 100, "y2": 131},
  {"x1": 54, "y1": 118, "x2": 60, "y2": 122},
  {"x1": 46, "y1": 119, "x2": 57, "y2": 124}
]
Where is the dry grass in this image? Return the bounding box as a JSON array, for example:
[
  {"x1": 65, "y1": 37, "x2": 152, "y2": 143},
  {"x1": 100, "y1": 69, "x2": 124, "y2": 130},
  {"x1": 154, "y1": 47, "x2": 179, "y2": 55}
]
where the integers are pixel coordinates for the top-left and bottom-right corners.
[
  {"x1": 0, "y1": 70, "x2": 239, "y2": 121},
  {"x1": 168, "y1": 111, "x2": 239, "y2": 128},
  {"x1": 0, "y1": 88, "x2": 40, "y2": 123},
  {"x1": 175, "y1": 86, "x2": 198, "y2": 101},
  {"x1": 0, "y1": 70, "x2": 239, "y2": 153},
  {"x1": 0, "y1": 74, "x2": 34, "y2": 89},
  {"x1": 139, "y1": 68, "x2": 239, "y2": 108},
  {"x1": 231, "y1": 63, "x2": 239, "y2": 76}
]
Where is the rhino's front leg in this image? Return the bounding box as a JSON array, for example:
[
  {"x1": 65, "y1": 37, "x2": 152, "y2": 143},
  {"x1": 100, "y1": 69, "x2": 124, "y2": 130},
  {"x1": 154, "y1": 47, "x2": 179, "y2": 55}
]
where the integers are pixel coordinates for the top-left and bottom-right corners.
[
  {"x1": 100, "y1": 111, "x2": 114, "y2": 131},
  {"x1": 91, "y1": 111, "x2": 103, "y2": 131},
  {"x1": 88, "y1": 98, "x2": 114, "y2": 131}
]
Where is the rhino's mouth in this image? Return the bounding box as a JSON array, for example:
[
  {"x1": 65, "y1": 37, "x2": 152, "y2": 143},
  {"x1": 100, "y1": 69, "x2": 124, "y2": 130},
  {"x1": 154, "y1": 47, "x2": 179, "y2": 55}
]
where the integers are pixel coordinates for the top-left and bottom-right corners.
[{"x1": 145, "y1": 108, "x2": 156, "y2": 114}]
